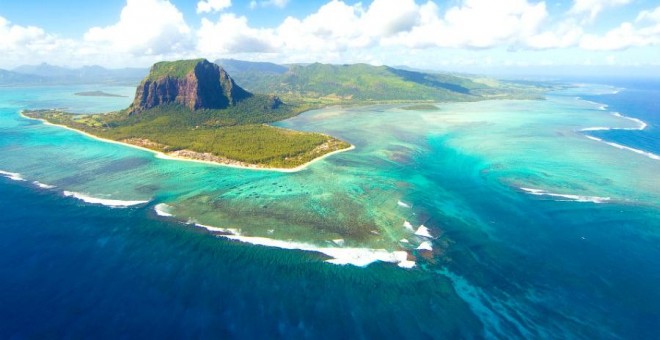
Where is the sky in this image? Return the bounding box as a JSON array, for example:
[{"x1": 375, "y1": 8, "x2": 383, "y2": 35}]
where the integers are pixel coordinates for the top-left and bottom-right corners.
[{"x1": 1, "y1": 0, "x2": 659, "y2": 75}]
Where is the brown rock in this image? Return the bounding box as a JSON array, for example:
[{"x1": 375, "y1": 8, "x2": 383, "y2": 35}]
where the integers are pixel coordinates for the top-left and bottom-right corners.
[{"x1": 129, "y1": 59, "x2": 252, "y2": 114}]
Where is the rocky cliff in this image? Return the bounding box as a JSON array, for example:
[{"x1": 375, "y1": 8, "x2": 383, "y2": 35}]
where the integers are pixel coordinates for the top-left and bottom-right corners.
[{"x1": 129, "y1": 59, "x2": 252, "y2": 114}]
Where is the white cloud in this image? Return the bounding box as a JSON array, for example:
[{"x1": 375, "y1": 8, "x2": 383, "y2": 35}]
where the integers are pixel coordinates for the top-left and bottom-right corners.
[
  {"x1": 580, "y1": 5, "x2": 660, "y2": 50},
  {"x1": 568, "y1": 0, "x2": 630, "y2": 23},
  {"x1": 636, "y1": 6, "x2": 660, "y2": 23},
  {"x1": 84, "y1": 0, "x2": 192, "y2": 55},
  {"x1": 0, "y1": 16, "x2": 78, "y2": 67},
  {"x1": 276, "y1": 1, "x2": 366, "y2": 51},
  {"x1": 0, "y1": 16, "x2": 54, "y2": 50},
  {"x1": 2, "y1": 0, "x2": 660, "y2": 69},
  {"x1": 362, "y1": 0, "x2": 420, "y2": 37},
  {"x1": 197, "y1": 0, "x2": 231, "y2": 14},
  {"x1": 442, "y1": 0, "x2": 547, "y2": 48},
  {"x1": 524, "y1": 21, "x2": 583, "y2": 49},
  {"x1": 197, "y1": 14, "x2": 277, "y2": 55},
  {"x1": 383, "y1": 0, "x2": 548, "y2": 49}
]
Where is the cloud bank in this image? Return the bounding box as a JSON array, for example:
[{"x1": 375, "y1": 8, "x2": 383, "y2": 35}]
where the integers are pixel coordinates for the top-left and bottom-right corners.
[{"x1": 0, "y1": 0, "x2": 658, "y2": 68}]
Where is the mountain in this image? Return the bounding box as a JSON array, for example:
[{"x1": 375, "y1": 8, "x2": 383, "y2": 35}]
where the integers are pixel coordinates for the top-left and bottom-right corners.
[
  {"x1": 0, "y1": 69, "x2": 47, "y2": 85},
  {"x1": 214, "y1": 60, "x2": 543, "y2": 103},
  {"x1": 13, "y1": 63, "x2": 73, "y2": 78},
  {"x1": 129, "y1": 59, "x2": 252, "y2": 114},
  {"x1": 234, "y1": 62, "x2": 480, "y2": 101},
  {"x1": 7, "y1": 63, "x2": 147, "y2": 85}
]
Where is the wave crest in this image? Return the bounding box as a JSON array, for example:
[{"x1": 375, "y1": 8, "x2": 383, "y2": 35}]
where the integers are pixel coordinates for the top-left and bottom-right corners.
[
  {"x1": 520, "y1": 187, "x2": 610, "y2": 203},
  {"x1": 154, "y1": 203, "x2": 174, "y2": 216},
  {"x1": 63, "y1": 191, "x2": 149, "y2": 207},
  {"x1": 0, "y1": 170, "x2": 26, "y2": 182}
]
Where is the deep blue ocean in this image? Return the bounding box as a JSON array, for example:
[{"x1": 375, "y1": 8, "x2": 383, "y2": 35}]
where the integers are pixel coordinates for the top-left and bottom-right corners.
[
  {"x1": 581, "y1": 78, "x2": 660, "y2": 155},
  {"x1": 0, "y1": 79, "x2": 658, "y2": 339}
]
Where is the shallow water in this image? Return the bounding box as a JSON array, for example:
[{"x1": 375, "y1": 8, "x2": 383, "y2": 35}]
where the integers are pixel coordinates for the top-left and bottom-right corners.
[{"x1": 1, "y1": 81, "x2": 659, "y2": 338}]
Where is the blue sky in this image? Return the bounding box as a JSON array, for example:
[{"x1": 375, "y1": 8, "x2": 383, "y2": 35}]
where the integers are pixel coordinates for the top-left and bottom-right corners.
[{"x1": 1, "y1": 0, "x2": 659, "y2": 73}]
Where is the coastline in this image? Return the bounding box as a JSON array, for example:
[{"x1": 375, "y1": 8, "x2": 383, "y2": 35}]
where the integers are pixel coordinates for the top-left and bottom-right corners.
[{"x1": 20, "y1": 110, "x2": 355, "y2": 173}]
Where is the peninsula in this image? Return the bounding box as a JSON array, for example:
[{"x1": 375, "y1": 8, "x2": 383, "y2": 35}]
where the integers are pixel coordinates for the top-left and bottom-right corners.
[{"x1": 24, "y1": 59, "x2": 351, "y2": 170}]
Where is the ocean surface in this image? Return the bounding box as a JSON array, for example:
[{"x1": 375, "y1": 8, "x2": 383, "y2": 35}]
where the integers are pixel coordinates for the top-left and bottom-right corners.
[{"x1": 0, "y1": 80, "x2": 658, "y2": 338}]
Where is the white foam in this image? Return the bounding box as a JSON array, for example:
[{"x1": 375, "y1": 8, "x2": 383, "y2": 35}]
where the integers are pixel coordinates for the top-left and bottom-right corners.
[
  {"x1": 63, "y1": 191, "x2": 149, "y2": 207},
  {"x1": 586, "y1": 136, "x2": 660, "y2": 160},
  {"x1": 580, "y1": 127, "x2": 611, "y2": 131},
  {"x1": 403, "y1": 220, "x2": 414, "y2": 231},
  {"x1": 397, "y1": 259, "x2": 417, "y2": 268},
  {"x1": 581, "y1": 112, "x2": 647, "y2": 133},
  {"x1": 400, "y1": 238, "x2": 410, "y2": 243},
  {"x1": 33, "y1": 181, "x2": 56, "y2": 189},
  {"x1": 332, "y1": 238, "x2": 345, "y2": 246},
  {"x1": 194, "y1": 223, "x2": 240, "y2": 235},
  {"x1": 0, "y1": 170, "x2": 26, "y2": 181},
  {"x1": 612, "y1": 112, "x2": 648, "y2": 130},
  {"x1": 397, "y1": 200, "x2": 411, "y2": 208},
  {"x1": 154, "y1": 203, "x2": 174, "y2": 216},
  {"x1": 415, "y1": 225, "x2": 433, "y2": 238},
  {"x1": 416, "y1": 241, "x2": 433, "y2": 251},
  {"x1": 520, "y1": 187, "x2": 611, "y2": 204},
  {"x1": 221, "y1": 235, "x2": 415, "y2": 268}
]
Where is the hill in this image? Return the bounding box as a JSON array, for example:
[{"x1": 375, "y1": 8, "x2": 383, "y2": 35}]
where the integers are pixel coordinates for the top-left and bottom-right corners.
[
  {"x1": 0, "y1": 69, "x2": 47, "y2": 85},
  {"x1": 215, "y1": 60, "x2": 545, "y2": 104}
]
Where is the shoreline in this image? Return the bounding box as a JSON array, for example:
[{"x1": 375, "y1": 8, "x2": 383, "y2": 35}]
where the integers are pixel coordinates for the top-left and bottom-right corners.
[{"x1": 20, "y1": 111, "x2": 355, "y2": 173}]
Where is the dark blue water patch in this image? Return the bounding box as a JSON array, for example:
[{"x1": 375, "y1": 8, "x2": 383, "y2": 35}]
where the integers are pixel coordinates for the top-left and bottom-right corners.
[
  {"x1": 599, "y1": 79, "x2": 660, "y2": 127},
  {"x1": 0, "y1": 179, "x2": 482, "y2": 338},
  {"x1": 579, "y1": 78, "x2": 660, "y2": 155},
  {"x1": 588, "y1": 128, "x2": 660, "y2": 154}
]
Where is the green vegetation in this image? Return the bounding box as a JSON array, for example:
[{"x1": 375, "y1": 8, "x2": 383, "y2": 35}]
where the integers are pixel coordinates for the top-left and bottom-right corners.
[
  {"x1": 217, "y1": 61, "x2": 548, "y2": 105},
  {"x1": 147, "y1": 59, "x2": 206, "y2": 80},
  {"x1": 24, "y1": 99, "x2": 350, "y2": 169}
]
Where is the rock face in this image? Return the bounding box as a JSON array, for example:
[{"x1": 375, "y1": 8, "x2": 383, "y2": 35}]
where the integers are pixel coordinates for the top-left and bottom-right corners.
[{"x1": 129, "y1": 59, "x2": 252, "y2": 114}]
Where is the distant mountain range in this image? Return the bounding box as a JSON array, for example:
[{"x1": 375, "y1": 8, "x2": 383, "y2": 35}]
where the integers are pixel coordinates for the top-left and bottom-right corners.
[
  {"x1": 0, "y1": 63, "x2": 148, "y2": 86},
  {"x1": 215, "y1": 59, "x2": 545, "y2": 103}
]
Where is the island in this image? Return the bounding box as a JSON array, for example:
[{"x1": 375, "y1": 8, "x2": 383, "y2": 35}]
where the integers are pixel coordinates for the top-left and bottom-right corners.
[
  {"x1": 74, "y1": 90, "x2": 127, "y2": 97},
  {"x1": 24, "y1": 59, "x2": 352, "y2": 170}
]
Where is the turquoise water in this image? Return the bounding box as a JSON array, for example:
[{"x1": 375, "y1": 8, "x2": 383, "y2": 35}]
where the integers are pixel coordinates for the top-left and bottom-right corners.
[{"x1": 0, "y1": 81, "x2": 658, "y2": 337}]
